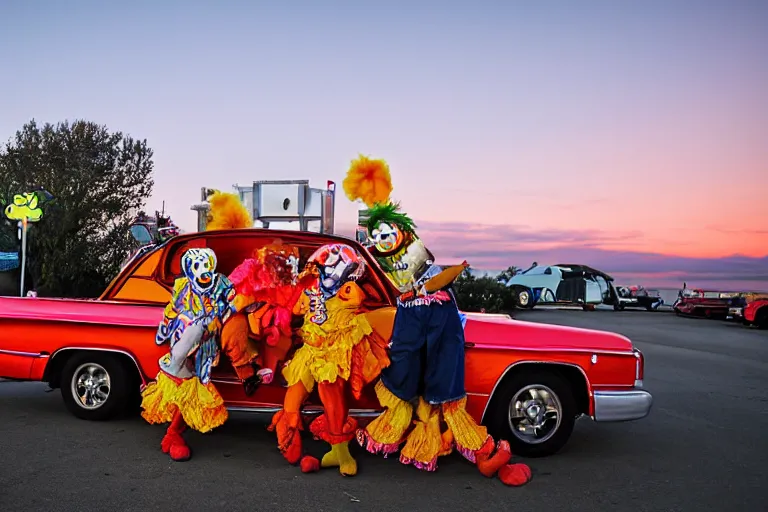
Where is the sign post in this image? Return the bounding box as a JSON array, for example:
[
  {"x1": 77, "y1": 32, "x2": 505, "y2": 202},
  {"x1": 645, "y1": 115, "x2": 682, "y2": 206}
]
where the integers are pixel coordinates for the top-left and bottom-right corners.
[
  {"x1": 3, "y1": 189, "x2": 53, "y2": 297},
  {"x1": 19, "y1": 218, "x2": 27, "y2": 297}
]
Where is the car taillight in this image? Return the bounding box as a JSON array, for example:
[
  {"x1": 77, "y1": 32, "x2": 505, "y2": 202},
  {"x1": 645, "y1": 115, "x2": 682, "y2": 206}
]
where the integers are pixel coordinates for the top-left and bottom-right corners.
[{"x1": 634, "y1": 348, "x2": 645, "y2": 385}]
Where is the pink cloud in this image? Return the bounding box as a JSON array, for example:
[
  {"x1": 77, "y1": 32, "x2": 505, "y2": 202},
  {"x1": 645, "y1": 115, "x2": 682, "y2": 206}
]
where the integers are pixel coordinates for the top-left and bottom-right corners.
[{"x1": 338, "y1": 220, "x2": 768, "y2": 291}]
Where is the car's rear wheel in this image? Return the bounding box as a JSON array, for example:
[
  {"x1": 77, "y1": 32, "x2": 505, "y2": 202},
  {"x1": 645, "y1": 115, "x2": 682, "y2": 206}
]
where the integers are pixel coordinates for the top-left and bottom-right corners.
[
  {"x1": 60, "y1": 353, "x2": 133, "y2": 421},
  {"x1": 487, "y1": 370, "x2": 577, "y2": 458}
]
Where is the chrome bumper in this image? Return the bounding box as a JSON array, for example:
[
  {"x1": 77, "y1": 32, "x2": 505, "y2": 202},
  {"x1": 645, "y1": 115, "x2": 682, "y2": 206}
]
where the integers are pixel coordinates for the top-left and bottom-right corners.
[{"x1": 593, "y1": 388, "x2": 653, "y2": 422}]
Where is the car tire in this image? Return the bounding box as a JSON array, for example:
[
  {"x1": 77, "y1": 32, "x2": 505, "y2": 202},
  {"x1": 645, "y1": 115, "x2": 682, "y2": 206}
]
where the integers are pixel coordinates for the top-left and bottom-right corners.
[
  {"x1": 60, "y1": 352, "x2": 133, "y2": 421},
  {"x1": 487, "y1": 369, "x2": 577, "y2": 458},
  {"x1": 756, "y1": 308, "x2": 768, "y2": 330},
  {"x1": 515, "y1": 288, "x2": 534, "y2": 309}
]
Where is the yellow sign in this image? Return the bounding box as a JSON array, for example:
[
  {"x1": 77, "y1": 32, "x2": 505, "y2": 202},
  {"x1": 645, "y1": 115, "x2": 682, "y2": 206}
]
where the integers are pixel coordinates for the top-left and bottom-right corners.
[{"x1": 4, "y1": 192, "x2": 44, "y2": 222}]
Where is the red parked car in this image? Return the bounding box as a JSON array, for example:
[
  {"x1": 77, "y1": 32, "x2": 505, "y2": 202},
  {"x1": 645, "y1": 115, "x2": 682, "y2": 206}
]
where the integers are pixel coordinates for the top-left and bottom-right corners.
[
  {"x1": 743, "y1": 299, "x2": 768, "y2": 329},
  {"x1": 673, "y1": 289, "x2": 737, "y2": 319},
  {"x1": 0, "y1": 228, "x2": 653, "y2": 457}
]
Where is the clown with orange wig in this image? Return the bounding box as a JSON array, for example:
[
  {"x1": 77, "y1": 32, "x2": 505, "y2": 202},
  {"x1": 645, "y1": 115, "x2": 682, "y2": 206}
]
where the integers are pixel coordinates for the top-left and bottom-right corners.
[
  {"x1": 344, "y1": 155, "x2": 532, "y2": 486},
  {"x1": 202, "y1": 191, "x2": 307, "y2": 395}
]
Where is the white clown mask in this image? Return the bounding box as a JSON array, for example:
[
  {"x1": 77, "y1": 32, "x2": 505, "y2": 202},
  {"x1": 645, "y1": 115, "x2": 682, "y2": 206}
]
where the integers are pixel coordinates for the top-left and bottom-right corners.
[
  {"x1": 181, "y1": 248, "x2": 217, "y2": 294},
  {"x1": 371, "y1": 222, "x2": 404, "y2": 254}
]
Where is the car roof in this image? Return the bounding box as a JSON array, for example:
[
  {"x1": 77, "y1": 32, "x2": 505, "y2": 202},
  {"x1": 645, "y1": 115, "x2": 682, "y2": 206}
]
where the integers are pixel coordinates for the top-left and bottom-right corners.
[{"x1": 553, "y1": 264, "x2": 615, "y2": 281}]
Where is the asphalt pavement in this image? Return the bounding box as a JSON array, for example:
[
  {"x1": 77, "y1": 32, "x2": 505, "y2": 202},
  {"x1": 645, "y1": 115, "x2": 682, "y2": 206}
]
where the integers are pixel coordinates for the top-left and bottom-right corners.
[{"x1": 1, "y1": 309, "x2": 766, "y2": 512}]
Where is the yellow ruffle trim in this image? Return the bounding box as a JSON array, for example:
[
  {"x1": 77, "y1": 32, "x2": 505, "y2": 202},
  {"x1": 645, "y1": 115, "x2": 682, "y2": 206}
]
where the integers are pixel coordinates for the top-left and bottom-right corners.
[
  {"x1": 441, "y1": 397, "x2": 488, "y2": 452},
  {"x1": 140, "y1": 372, "x2": 228, "y2": 433},
  {"x1": 400, "y1": 398, "x2": 442, "y2": 469},
  {"x1": 362, "y1": 381, "x2": 414, "y2": 446},
  {"x1": 284, "y1": 312, "x2": 373, "y2": 391}
]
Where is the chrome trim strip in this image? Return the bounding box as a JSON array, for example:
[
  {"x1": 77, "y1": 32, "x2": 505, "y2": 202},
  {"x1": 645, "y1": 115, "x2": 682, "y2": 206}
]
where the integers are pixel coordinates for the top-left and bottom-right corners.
[
  {"x1": 480, "y1": 360, "x2": 593, "y2": 423},
  {"x1": 227, "y1": 406, "x2": 382, "y2": 418},
  {"x1": 468, "y1": 343, "x2": 638, "y2": 357},
  {"x1": 48, "y1": 347, "x2": 147, "y2": 383},
  {"x1": 593, "y1": 390, "x2": 653, "y2": 422},
  {"x1": 0, "y1": 348, "x2": 49, "y2": 358}
]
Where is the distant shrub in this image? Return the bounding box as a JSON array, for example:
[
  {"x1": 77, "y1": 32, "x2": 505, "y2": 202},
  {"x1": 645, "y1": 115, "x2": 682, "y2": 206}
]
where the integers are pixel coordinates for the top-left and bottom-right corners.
[{"x1": 452, "y1": 267, "x2": 516, "y2": 313}]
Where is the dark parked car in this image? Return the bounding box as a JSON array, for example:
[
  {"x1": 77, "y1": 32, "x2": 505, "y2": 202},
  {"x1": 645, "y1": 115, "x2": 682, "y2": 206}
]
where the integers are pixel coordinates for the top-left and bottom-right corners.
[{"x1": 614, "y1": 285, "x2": 664, "y2": 311}]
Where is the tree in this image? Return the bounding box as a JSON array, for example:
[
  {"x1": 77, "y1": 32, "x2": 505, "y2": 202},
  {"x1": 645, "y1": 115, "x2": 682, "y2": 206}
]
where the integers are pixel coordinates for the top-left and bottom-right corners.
[
  {"x1": 0, "y1": 220, "x2": 15, "y2": 252},
  {"x1": 453, "y1": 267, "x2": 514, "y2": 313},
  {"x1": 0, "y1": 120, "x2": 154, "y2": 297},
  {"x1": 496, "y1": 265, "x2": 520, "y2": 284}
]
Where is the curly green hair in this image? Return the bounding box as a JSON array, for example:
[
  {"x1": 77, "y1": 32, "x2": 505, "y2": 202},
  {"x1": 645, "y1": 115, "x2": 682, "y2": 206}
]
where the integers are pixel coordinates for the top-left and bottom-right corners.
[{"x1": 360, "y1": 201, "x2": 417, "y2": 236}]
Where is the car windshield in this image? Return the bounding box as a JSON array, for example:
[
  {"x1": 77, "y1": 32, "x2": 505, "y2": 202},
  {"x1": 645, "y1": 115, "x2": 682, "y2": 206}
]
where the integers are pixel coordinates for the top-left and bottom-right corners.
[{"x1": 159, "y1": 232, "x2": 393, "y2": 308}]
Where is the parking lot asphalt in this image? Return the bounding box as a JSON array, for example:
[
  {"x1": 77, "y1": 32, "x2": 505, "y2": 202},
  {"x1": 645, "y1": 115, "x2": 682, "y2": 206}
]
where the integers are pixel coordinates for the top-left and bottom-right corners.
[{"x1": 1, "y1": 309, "x2": 766, "y2": 512}]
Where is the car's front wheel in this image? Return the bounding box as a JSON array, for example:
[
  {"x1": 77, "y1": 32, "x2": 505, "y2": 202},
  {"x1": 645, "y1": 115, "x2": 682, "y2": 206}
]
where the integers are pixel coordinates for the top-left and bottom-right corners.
[
  {"x1": 60, "y1": 353, "x2": 133, "y2": 421},
  {"x1": 487, "y1": 370, "x2": 577, "y2": 458},
  {"x1": 515, "y1": 287, "x2": 534, "y2": 309}
]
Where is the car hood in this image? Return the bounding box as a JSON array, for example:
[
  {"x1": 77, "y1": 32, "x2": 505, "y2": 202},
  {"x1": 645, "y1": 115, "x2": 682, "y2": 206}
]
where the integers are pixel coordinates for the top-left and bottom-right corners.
[{"x1": 463, "y1": 314, "x2": 634, "y2": 353}]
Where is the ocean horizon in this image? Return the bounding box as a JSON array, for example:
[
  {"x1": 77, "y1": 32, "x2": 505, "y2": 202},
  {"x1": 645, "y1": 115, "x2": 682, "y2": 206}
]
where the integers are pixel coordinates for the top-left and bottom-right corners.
[{"x1": 465, "y1": 267, "x2": 768, "y2": 295}]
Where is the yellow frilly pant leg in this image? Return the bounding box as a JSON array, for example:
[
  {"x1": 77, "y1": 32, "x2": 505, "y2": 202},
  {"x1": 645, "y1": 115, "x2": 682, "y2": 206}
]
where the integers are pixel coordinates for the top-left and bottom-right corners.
[
  {"x1": 399, "y1": 398, "x2": 442, "y2": 471},
  {"x1": 441, "y1": 397, "x2": 489, "y2": 462},
  {"x1": 141, "y1": 371, "x2": 228, "y2": 434},
  {"x1": 356, "y1": 381, "x2": 413, "y2": 456}
]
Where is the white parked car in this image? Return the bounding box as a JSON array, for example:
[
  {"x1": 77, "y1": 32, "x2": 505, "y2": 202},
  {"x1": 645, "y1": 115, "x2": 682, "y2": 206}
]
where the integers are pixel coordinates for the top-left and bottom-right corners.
[{"x1": 506, "y1": 263, "x2": 618, "y2": 310}]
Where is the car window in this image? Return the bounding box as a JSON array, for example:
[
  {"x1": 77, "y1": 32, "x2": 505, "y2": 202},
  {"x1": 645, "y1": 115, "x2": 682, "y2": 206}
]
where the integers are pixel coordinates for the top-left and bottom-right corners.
[{"x1": 160, "y1": 232, "x2": 391, "y2": 308}]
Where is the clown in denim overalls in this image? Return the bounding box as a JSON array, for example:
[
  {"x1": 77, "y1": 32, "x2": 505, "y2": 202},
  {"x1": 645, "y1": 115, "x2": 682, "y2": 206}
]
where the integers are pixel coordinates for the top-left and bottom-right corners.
[{"x1": 343, "y1": 155, "x2": 531, "y2": 486}]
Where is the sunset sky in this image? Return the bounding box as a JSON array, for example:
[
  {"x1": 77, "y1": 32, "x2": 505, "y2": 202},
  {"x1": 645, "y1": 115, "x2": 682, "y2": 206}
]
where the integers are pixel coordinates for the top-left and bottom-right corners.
[{"x1": 1, "y1": 0, "x2": 766, "y2": 289}]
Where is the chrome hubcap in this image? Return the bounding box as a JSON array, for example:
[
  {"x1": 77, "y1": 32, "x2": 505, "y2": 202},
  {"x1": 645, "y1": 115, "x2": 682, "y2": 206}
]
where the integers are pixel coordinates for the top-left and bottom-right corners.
[
  {"x1": 518, "y1": 291, "x2": 530, "y2": 306},
  {"x1": 509, "y1": 384, "x2": 562, "y2": 444},
  {"x1": 71, "y1": 363, "x2": 111, "y2": 410}
]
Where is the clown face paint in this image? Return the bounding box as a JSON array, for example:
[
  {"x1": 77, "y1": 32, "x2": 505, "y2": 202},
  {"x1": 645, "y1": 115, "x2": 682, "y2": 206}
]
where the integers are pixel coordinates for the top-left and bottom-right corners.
[
  {"x1": 182, "y1": 248, "x2": 217, "y2": 294},
  {"x1": 371, "y1": 222, "x2": 404, "y2": 254},
  {"x1": 307, "y1": 243, "x2": 365, "y2": 296}
]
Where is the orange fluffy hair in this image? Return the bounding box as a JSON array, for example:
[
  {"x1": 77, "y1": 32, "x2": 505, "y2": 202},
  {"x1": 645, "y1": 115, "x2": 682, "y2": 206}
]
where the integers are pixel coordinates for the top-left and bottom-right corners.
[
  {"x1": 206, "y1": 191, "x2": 253, "y2": 230},
  {"x1": 342, "y1": 155, "x2": 393, "y2": 208}
]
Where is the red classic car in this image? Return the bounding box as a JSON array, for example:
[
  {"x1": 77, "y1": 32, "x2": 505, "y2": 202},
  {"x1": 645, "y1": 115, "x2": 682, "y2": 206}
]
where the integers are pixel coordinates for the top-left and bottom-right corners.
[
  {"x1": 0, "y1": 228, "x2": 652, "y2": 457},
  {"x1": 673, "y1": 288, "x2": 737, "y2": 319},
  {"x1": 743, "y1": 299, "x2": 768, "y2": 329}
]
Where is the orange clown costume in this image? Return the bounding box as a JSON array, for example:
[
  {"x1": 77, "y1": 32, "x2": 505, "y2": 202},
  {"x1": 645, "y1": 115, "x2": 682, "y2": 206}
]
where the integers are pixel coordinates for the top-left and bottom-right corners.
[
  {"x1": 344, "y1": 155, "x2": 532, "y2": 486},
  {"x1": 140, "y1": 247, "x2": 236, "y2": 462},
  {"x1": 226, "y1": 243, "x2": 312, "y2": 393},
  {"x1": 268, "y1": 243, "x2": 390, "y2": 476}
]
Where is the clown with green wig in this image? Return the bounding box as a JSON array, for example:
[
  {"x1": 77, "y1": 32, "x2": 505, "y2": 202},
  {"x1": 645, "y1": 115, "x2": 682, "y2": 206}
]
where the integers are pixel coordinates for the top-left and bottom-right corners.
[{"x1": 343, "y1": 155, "x2": 531, "y2": 487}]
